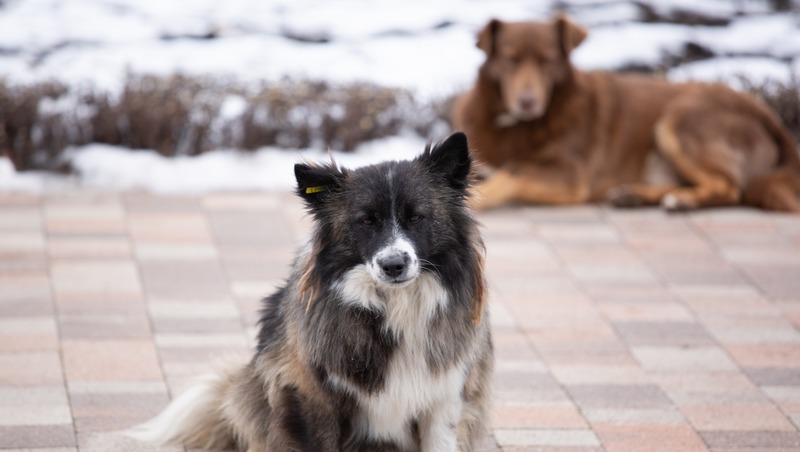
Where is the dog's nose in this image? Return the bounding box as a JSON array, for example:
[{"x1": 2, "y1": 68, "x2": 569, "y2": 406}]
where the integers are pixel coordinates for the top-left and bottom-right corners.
[
  {"x1": 518, "y1": 94, "x2": 537, "y2": 112},
  {"x1": 378, "y1": 253, "x2": 408, "y2": 278}
]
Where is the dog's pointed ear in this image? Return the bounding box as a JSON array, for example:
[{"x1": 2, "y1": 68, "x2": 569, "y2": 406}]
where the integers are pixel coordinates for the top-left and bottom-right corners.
[
  {"x1": 555, "y1": 14, "x2": 587, "y2": 55},
  {"x1": 477, "y1": 19, "x2": 503, "y2": 56},
  {"x1": 423, "y1": 132, "x2": 472, "y2": 190},
  {"x1": 294, "y1": 163, "x2": 344, "y2": 208}
]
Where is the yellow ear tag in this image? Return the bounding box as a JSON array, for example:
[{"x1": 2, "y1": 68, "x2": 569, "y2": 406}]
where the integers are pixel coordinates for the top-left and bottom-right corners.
[{"x1": 305, "y1": 185, "x2": 327, "y2": 194}]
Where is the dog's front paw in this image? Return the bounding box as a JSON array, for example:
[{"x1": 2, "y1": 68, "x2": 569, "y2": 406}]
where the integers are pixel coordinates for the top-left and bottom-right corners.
[
  {"x1": 606, "y1": 186, "x2": 644, "y2": 208},
  {"x1": 660, "y1": 192, "x2": 696, "y2": 212}
]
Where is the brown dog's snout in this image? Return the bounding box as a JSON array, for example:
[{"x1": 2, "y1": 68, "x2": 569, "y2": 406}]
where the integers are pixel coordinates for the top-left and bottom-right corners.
[{"x1": 517, "y1": 92, "x2": 537, "y2": 112}]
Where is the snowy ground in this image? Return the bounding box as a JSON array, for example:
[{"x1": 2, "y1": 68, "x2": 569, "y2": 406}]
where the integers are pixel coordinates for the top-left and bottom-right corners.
[{"x1": 1, "y1": 0, "x2": 798, "y2": 193}]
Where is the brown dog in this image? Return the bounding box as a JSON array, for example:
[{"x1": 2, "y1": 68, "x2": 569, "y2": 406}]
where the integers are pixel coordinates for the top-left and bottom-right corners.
[{"x1": 453, "y1": 15, "x2": 800, "y2": 212}]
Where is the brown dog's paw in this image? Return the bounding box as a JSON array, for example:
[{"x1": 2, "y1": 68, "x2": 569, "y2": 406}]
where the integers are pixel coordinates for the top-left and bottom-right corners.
[
  {"x1": 660, "y1": 192, "x2": 696, "y2": 212},
  {"x1": 606, "y1": 186, "x2": 644, "y2": 208}
]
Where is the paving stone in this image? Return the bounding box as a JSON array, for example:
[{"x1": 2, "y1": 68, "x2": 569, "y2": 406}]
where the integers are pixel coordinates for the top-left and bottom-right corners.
[
  {"x1": 127, "y1": 212, "x2": 212, "y2": 242},
  {"x1": 594, "y1": 424, "x2": 708, "y2": 452},
  {"x1": 58, "y1": 314, "x2": 152, "y2": 339},
  {"x1": 70, "y1": 392, "x2": 170, "y2": 432},
  {"x1": 202, "y1": 193, "x2": 282, "y2": 211},
  {"x1": 138, "y1": 260, "x2": 230, "y2": 299},
  {"x1": 62, "y1": 340, "x2": 162, "y2": 382},
  {"x1": 50, "y1": 260, "x2": 142, "y2": 294},
  {"x1": 706, "y1": 321, "x2": 800, "y2": 345},
  {"x1": 582, "y1": 407, "x2": 686, "y2": 425},
  {"x1": 0, "y1": 317, "x2": 58, "y2": 352},
  {"x1": 725, "y1": 344, "x2": 800, "y2": 368},
  {"x1": 598, "y1": 302, "x2": 695, "y2": 323},
  {"x1": 654, "y1": 373, "x2": 766, "y2": 405},
  {"x1": 0, "y1": 207, "x2": 43, "y2": 231},
  {"x1": 550, "y1": 364, "x2": 650, "y2": 386},
  {"x1": 566, "y1": 384, "x2": 673, "y2": 410},
  {"x1": 0, "y1": 425, "x2": 76, "y2": 448},
  {"x1": 0, "y1": 352, "x2": 63, "y2": 386},
  {"x1": 123, "y1": 193, "x2": 202, "y2": 212},
  {"x1": 43, "y1": 200, "x2": 126, "y2": 235},
  {"x1": 746, "y1": 368, "x2": 800, "y2": 386},
  {"x1": 54, "y1": 292, "x2": 147, "y2": 316},
  {"x1": 700, "y1": 431, "x2": 800, "y2": 449},
  {"x1": 0, "y1": 386, "x2": 72, "y2": 426},
  {"x1": 494, "y1": 428, "x2": 601, "y2": 447},
  {"x1": 0, "y1": 232, "x2": 45, "y2": 254},
  {"x1": 632, "y1": 346, "x2": 738, "y2": 373},
  {"x1": 134, "y1": 241, "x2": 218, "y2": 260},
  {"x1": 492, "y1": 402, "x2": 588, "y2": 429},
  {"x1": 614, "y1": 321, "x2": 715, "y2": 347},
  {"x1": 77, "y1": 430, "x2": 182, "y2": 451},
  {"x1": 47, "y1": 237, "x2": 131, "y2": 260},
  {"x1": 680, "y1": 402, "x2": 796, "y2": 431},
  {"x1": 207, "y1": 211, "x2": 295, "y2": 248}
]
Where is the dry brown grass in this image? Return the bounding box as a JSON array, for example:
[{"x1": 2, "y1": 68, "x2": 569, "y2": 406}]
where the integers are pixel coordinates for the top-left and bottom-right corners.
[{"x1": 0, "y1": 75, "x2": 452, "y2": 171}]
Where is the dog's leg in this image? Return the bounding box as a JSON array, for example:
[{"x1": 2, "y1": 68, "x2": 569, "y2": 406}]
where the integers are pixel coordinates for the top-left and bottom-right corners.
[
  {"x1": 660, "y1": 180, "x2": 740, "y2": 211},
  {"x1": 654, "y1": 114, "x2": 743, "y2": 211},
  {"x1": 469, "y1": 169, "x2": 520, "y2": 210},
  {"x1": 470, "y1": 165, "x2": 589, "y2": 210},
  {"x1": 606, "y1": 184, "x2": 678, "y2": 208},
  {"x1": 419, "y1": 395, "x2": 462, "y2": 452}
]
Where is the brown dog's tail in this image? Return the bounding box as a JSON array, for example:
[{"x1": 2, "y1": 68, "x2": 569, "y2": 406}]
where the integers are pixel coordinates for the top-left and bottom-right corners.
[
  {"x1": 755, "y1": 97, "x2": 800, "y2": 171},
  {"x1": 742, "y1": 97, "x2": 800, "y2": 212},
  {"x1": 744, "y1": 167, "x2": 800, "y2": 213},
  {"x1": 124, "y1": 363, "x2": 239, "y2": 449}
]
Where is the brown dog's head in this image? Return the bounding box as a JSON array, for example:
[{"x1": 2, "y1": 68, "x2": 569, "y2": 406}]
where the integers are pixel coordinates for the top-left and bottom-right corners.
[{"x1": 477, "y1": 15, "x2": 587, "y2": 122}]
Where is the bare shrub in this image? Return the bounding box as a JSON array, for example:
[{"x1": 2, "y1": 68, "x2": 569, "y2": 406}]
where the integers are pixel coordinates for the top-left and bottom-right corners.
[
  {"x1": 738, "y1": 73, "x2": 800, "y2": 144},
  {"x1": 0, "y1": 80, "x2": 68, "y2": 171},
  {"x1": 0, "y1": 76, "x2": 453, "y2": 171},
  {"x1": 240, "y1": 80, "x2": 418, "y2": 151}
]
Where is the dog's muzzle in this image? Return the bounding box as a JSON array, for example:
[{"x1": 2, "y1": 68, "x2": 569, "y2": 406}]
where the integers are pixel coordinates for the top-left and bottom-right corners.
[
  {"x1": 378, "y1": 252, "x2": 410, "y2": 279},
  {"x1": 368, "y1": 238, "x2": 420, "y2": 286}
]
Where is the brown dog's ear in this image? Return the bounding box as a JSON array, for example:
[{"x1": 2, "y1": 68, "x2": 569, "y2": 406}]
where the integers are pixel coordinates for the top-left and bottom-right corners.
[
  {"x1": 476, "y1": 19, "x2": 503, "y2": 56},
  {"x1": 554, "y1": 14, "x2": 587, "y2": 55}
]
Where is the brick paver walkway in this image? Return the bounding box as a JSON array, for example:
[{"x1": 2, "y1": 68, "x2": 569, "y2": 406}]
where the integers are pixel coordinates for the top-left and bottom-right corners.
[{"x1": 1, "y1": 190, "x2": 799, "y2": 451}]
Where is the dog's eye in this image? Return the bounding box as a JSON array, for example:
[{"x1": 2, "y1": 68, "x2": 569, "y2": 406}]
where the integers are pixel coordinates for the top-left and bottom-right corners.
[
  {"x1": 408, "y1": 214, "x2": 421, "y2": 223},
  {"x1": 361, "y1": 217, "x2": 375, "y2": 226}
]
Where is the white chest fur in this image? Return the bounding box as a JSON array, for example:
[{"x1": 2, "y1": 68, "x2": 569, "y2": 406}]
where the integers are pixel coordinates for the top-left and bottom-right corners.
[{"x1": 334, "y1": 267, "x2": 467, "y2": 451}]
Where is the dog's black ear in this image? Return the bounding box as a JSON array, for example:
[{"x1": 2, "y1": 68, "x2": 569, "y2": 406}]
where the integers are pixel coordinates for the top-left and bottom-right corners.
[
  {"x1": 555, "y1": 14, "x2": 587, "y2": 55},
  {"x1": 477, "y1": 19, "x2": 502, "y2": 56},
  {"x1": 424, "y1": 132, "x2": 472, "y2": 190},
  {"x1": 294, "y1": 163, "x2": 344, "y2": 207}
]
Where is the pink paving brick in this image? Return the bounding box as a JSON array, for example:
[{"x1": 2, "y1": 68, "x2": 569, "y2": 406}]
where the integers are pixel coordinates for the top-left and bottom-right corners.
[
  {"x1": 680, "y1": 403, "x2": 796, "y2": 431},
  {"x1": 725, "y1": 344, "x2": 800, "y2": 368},
  {"x1": 0, "y1": 317, "x2": 59, "y2": 352},
  {"x1": 47, "y1": 237, "x2": 132, "y2": 260},
  {"x1": 0, "y1": 352, "x2": 64, "y2": 386},
  {"x1": 127, "y1": 212, "x2": 213, "y2": 242},
  {"x1": 492, "y1": 402, "x2": 589, "y2": 429},
  {"x1": 594, "y1": 424, "x2": 708, "y2": 452},
  {"x1": 62, "y1": 339, "x2": 163, "y2": 382}
]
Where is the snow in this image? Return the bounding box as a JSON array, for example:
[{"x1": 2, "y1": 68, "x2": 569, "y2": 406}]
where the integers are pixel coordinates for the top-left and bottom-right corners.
[
  {"x1": 0, "y1": 135, "x2": 426, "y2": 193},
  {"x1": 1, "y1": 0, "x2": 798, "y2": 193},
  {"x1": 573, "y1": 22, "x2": 689, "y2": 70},
  {"x1": 669, "y1": 56, "x2": 796, "y2": 88}
]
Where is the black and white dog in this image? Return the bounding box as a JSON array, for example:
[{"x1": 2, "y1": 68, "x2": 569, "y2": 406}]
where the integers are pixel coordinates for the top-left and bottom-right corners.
[{"x1": 127, "y1": 132, "x2": 493, "y2": 451}]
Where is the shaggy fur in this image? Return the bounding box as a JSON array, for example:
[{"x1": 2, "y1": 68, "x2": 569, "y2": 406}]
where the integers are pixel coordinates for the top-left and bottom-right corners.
[
  {"x1": 126, "y1": 132, "x2": 493, "y2": 452},
  {"x1": 453, "y1": 15, "x2": 800, "y2": 212}
]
